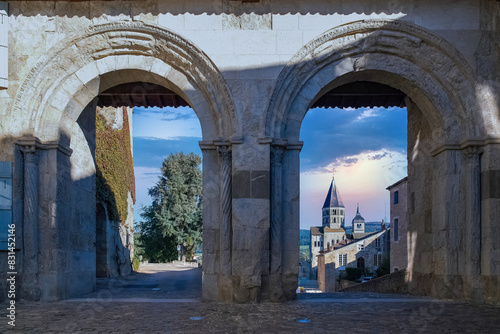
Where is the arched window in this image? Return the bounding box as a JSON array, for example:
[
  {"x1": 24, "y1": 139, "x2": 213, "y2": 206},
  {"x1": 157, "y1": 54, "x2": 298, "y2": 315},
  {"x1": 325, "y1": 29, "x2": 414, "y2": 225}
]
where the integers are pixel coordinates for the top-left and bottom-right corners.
[{"x1": 357, "y1": 257, "x2": 365, "y2": 268}]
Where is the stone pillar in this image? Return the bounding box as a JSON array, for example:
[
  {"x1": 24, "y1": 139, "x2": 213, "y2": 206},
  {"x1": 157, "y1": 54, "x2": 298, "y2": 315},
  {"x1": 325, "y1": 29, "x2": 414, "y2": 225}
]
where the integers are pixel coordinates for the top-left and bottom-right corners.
[
  {"x1": 19, "y1": 144, "x2": 40, "y2": 300},
  {"x1": 199, "y1": 142, "x2": 221, "y2": 301},
  {"x1": 317, "y1": 253, "x2": 336, "y2": 293},
  {"x1": 463, "y1": 146, "x2": 483, "y2": 302},
  {"x1": 217, "y1": 144, "x2": 233, "y2": 299},
  {"x1": 281, "y1": 142, "x2": 302, "y2": 299},
  {"x1": 269, "y1": 142, "x2": 286, "y2": 301},
  {"x1": 464, "y1": 146, "x2": 483, "y2": 275}
]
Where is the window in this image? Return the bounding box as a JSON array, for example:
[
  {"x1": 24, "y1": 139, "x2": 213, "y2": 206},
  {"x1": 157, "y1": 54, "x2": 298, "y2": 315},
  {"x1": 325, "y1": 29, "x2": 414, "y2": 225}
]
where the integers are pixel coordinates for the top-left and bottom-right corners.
[
  {"x1": 373, "y1": 253, "x2": 382, "y2": 266},
  {"x1": 357, "y1": 242, "x2": 364, "y2": 251},
  {"x1": 357, "y1": 257, "x2": 365, "y2": 268},
  {"x1": 375, "y1": 238, "x2": 381, "y2": 248},
  {"x1": 394, "y1": 219, "x2": 399, "y2": 241},
  {"x1": 394, "y1": 191, "x2": 399, "y2": 205},
  {"x1": 338, "y1": 253, "x2": 347, "y2": 266}
]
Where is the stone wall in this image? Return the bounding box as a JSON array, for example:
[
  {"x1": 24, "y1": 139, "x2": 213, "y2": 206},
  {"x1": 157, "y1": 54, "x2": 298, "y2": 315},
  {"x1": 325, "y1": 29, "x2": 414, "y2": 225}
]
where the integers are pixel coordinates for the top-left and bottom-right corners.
[
  {"x1": 0, "y1": 0, "x2": 499, "y2": 303},
  {"x1": 340, "y1": 269, "x2": 408, "y2": 294}
]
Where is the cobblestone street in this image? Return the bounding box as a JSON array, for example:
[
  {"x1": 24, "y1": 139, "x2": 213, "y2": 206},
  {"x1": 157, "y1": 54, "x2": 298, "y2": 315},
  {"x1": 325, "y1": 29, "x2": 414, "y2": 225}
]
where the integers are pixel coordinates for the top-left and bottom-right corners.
[{"x1": 2, "y1": 264, "x2": 500, "y2": 333}]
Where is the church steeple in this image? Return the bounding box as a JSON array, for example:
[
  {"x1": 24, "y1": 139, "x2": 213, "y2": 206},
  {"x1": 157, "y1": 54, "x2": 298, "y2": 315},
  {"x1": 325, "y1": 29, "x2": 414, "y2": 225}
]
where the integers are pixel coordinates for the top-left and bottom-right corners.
[
  {"x1": 321, "y1": 173, "x2": 345, "y2": 229},
  {"x1": 352, "y1": 203, "x2": 366, "y2": 234}
]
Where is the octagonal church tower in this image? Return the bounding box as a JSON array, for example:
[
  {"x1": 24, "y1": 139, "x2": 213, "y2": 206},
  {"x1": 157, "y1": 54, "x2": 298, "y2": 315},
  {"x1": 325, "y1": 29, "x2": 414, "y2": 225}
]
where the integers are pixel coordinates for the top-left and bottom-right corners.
[{"x1": 322, "y1": 175, "x2": 345, "y2": 229}]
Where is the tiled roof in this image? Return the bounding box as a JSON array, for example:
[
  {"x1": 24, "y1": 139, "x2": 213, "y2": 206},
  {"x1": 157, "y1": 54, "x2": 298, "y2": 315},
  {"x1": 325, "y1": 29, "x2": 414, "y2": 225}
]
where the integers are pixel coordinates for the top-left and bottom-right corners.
[
  {"x1": 310, "y1": 226, "x2": 324, "y2": 235},
  {"x1": 324, "y1": 227, "x2": 346, "y2": 233}
]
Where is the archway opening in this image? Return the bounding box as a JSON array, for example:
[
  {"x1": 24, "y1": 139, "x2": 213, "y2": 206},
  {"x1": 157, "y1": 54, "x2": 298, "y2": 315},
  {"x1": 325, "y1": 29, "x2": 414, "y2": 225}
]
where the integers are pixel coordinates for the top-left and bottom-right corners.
[
  {"x1": 75, "y1": 76, "x2": 203, "y2": 298},
  {"x1": 301, "y1": 81, "x2": 410, "y2": 292}
]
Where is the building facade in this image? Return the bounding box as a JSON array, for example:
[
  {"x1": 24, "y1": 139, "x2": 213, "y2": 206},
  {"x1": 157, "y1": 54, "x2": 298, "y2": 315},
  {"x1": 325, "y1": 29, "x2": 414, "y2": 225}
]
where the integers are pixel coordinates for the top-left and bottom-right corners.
[
  {"x1": 387, "y1": 177, "x2": 408, "y2": 273},
  {"x1": 0, "y1": 0, "x2": 499, "y2": 303},
  {"x1": 322, "y1": 228, "x2": 390, "y2": 286}
]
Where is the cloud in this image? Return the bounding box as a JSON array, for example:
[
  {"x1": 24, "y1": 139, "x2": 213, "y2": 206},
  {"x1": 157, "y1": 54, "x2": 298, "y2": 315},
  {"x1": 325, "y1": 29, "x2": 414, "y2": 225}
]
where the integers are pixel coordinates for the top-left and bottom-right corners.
[
  {"x1": 356, "y1": 108, "x2": 381, "y2": 121},
  {"x1": 300, "y1": 149, "x2": 407, "y2": 229},
  {"x1": 133, "y1": 106, "x2": 202, "y2": 139},
  {"x1": 300, "y1": 106, "x2": 407, "y2": 172}
]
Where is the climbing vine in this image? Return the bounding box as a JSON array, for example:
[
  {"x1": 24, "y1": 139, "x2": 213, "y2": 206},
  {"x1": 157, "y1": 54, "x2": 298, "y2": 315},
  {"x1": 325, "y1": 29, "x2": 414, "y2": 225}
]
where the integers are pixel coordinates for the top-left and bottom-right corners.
[{"x1": 95, "y1": 107, "x2": 136, "y2": 223}]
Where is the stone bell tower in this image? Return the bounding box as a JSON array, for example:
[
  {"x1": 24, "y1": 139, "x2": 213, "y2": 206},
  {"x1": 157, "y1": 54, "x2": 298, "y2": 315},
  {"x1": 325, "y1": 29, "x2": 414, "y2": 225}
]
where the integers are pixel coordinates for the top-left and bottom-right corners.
[{"x1": 322, "y1": 174, "x2": 345, "y2": 229}]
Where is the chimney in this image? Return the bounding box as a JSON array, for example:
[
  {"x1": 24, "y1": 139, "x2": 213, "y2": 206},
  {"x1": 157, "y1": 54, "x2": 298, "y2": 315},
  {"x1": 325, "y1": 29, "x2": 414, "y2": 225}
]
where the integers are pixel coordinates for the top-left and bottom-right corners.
[{"x1": 381, "y1": 219, "x2": 386, "y2": 230}]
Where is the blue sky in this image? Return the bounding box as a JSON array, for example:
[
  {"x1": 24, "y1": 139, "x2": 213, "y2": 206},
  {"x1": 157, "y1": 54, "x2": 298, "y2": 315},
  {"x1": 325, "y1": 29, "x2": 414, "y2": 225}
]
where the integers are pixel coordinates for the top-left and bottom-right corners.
[{"x1": 132, "y1": 106, "x2": 407, "y2": 229}]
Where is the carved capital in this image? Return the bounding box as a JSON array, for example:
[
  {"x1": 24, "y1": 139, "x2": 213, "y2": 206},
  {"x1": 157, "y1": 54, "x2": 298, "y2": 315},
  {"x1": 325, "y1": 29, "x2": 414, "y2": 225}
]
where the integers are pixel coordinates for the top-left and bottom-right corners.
[
  {"x1": 20, "y1": 145, "x2": 39, "y2": 164},
  {"x1": 463, "y1": 146, "x2": 483, "y2": 162},
  {"x1": 271, "y1": 146, "x2": 285, "y2": 166},
  {"x1": 217, "y1": 145, "x2": 232, "y2": 166}
]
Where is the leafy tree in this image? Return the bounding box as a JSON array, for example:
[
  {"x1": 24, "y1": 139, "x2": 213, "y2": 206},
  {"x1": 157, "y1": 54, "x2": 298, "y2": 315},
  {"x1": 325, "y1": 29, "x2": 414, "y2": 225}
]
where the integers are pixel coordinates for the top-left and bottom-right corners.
[
  {"x1": 376, "y1": 255, "x2": 391, "y2": 277},
  {"x1": 138, "y1": 152, "x2": 202, "y2": 262}
]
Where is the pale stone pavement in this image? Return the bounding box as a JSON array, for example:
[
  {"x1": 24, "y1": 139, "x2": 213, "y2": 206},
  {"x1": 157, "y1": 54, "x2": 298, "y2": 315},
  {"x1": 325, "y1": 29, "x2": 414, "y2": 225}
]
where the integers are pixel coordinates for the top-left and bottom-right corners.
[{"x1": 2, "y1": 263, "x2": 500, "y2": 333}]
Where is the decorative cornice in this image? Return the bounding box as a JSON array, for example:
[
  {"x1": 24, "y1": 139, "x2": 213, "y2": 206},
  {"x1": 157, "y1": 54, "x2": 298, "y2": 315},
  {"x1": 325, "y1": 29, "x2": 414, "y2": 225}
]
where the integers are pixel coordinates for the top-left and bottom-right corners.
[
  {"x1": 17, "y1": 136, "x2": 73, "y2": 157},
  {"x1": 430, "y1": 137, "x2": 500, "y2": 157},
  {"x1": 285, "y1": 141, "x2": 304, "y2": 151}
]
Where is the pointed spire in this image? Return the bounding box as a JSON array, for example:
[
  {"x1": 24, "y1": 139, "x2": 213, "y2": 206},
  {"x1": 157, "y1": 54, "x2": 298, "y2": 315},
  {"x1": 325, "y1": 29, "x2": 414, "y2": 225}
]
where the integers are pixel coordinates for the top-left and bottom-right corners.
[
  {"x1": 322, "y1": 173, "x2": 345, "y2": 209},
  {"x1": 356, "y1": 203, "x2": 360, "y2": 214}
]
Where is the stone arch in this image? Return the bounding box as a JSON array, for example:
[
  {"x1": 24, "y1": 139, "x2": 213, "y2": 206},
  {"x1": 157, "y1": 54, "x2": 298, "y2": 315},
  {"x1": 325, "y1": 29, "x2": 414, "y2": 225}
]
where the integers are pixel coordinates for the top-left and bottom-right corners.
[
  {"x1": 266, "y1": 20, "x2": 498, "y2": 302},
  {"x1": 265, "y1": 20, "x2": 485, "y2": 144},
  {"x1": 11, "y1": 21, "x2": 237, "y2": 141}
]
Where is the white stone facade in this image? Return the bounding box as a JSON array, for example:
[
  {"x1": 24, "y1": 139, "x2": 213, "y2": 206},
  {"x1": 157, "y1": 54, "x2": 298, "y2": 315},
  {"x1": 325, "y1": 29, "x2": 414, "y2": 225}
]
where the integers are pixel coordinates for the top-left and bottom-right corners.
[{"x1": 0, "y1": 0, "x2": 498, "y2": 303}]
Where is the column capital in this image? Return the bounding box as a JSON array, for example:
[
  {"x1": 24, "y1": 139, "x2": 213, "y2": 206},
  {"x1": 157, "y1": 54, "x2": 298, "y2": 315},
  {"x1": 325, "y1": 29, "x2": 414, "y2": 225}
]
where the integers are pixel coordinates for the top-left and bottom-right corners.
[
  {"x1": 463, "y1": 146, "x2": 483, "y2": 161},
  {"x1": 217, "y1": 145, "x2": 232, "y2": 166},
  {"x1": 271, "y1": 146, "x2": 285, "y2": 166}
]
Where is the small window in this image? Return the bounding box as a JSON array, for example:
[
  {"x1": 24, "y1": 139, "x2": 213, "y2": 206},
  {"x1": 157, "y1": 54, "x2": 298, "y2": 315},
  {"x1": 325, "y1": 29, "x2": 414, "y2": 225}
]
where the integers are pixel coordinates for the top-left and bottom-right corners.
[
  {"x1": 394, "y1": 191, "x2": 399, "y2": 205},
  {"x1": 357, "y1": 242, "x2": 364, "y2": 251},
  {"x1": 339, "y1": 253, "x2": 347, "y2": 266},
  {"x1": 375, "y1": 238, "x2": 381, "y2": 248},
  {"x1": 394, "y1": 219, "x2": 399, "y2": 241}
]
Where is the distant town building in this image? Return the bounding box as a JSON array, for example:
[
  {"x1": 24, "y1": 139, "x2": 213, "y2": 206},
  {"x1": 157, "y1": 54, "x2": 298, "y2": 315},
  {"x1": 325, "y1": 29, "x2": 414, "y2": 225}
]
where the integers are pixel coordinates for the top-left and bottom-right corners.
[
  {"x1": 320, "y1": 228, "x2": 390, "y2": 287},
  {"x1": 387, "y1": 177, "x2": 408, "y2": 272},
  {"x1": 310, "y1": 175, "x2": 389, "y2": 280}
]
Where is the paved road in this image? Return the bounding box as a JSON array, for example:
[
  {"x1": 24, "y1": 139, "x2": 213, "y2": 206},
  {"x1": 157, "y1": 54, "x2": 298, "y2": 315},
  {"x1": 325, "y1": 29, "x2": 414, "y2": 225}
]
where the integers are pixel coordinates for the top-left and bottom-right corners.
[
  {"x1": 2, "y1": 263, "x2": 500, "y2": 333},
  {"x1": 76, "y1": 263, "x2": 203, "y2": 300}
]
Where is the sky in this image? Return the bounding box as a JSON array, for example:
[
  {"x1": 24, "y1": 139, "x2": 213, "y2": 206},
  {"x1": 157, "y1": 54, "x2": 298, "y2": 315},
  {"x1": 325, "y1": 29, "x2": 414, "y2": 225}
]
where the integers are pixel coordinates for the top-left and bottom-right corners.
[{"x1": 132, "y1": 105, "x2": 408, "y2": 229}]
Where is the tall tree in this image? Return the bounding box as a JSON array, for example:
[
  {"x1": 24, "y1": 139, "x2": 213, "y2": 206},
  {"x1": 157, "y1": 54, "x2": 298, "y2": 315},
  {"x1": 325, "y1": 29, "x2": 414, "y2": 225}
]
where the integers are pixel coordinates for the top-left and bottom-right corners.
[{"x1": 138, "y1": 152, "x2": 202, "y2": 262}]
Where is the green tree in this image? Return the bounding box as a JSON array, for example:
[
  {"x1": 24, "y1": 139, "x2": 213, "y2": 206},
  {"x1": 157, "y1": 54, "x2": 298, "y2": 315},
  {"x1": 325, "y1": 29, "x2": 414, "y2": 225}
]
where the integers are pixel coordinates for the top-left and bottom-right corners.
[
  {"x1": 138, "y1": 152, "x2": 202, "y2": 262},
  {"x1": 376, "y1": 255, "x2": 391, "y2": 278}
]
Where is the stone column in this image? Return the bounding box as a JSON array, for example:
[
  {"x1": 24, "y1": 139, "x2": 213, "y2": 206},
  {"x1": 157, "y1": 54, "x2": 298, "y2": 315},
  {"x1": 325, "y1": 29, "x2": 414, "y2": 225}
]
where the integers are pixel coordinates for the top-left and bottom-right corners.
[
  {"x1": 464, "y1": 146, "x2": 483, "y2": 276},
  {"x1": 217, "y1": 145, "x2": 232, "y2": 277},
  {"x1": 281, "y1": 142, "x2": 302, "y2": 299},
  {"x1": 269, "y1": 143, "x2": 285, "y2": 301},
  {"x1": 20, "y1": 144, "x2": 40, "y2": 300}
]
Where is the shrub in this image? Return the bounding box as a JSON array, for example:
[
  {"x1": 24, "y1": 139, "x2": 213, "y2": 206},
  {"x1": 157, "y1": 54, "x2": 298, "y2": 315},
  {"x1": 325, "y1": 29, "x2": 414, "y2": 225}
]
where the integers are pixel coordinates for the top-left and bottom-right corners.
[
  {"x1": 345, "y1": 267, "x2": 362, "y2": 281},
  {"x1": 132, "y1": 258, "x2": 140, "y2": 272}
]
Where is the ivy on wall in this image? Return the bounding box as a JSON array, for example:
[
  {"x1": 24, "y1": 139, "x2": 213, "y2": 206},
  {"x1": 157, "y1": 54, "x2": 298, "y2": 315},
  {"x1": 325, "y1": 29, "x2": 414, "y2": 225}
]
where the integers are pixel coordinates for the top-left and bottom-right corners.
[{"x1": 95, "y1": 107, "x2": 136, "y2": 223}]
